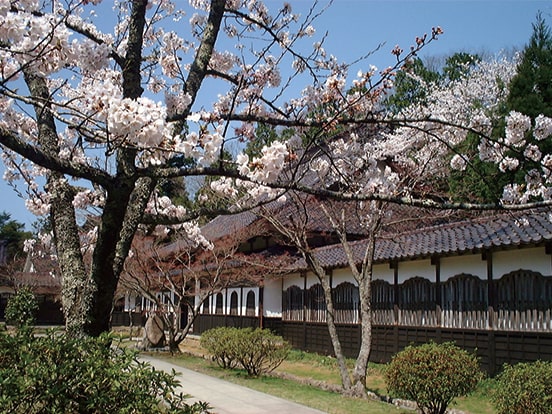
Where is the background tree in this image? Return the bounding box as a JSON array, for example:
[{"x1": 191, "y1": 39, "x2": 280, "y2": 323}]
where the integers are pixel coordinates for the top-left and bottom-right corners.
[
  {"x1": 120, "y1": 230, "x2": 290, "y2": 352},
  {"x1": 385, "y1": 57, "x2": 441, "y2": 113},
  {"x1": 449, "y1": 14, "x2": 552, "y2": 203},
  {"x1": 507, "y1": 12, "x2": 552, "y2": 118},
  {"x1": 0, "y1": 212, "x2": 32, "y2": 264}
]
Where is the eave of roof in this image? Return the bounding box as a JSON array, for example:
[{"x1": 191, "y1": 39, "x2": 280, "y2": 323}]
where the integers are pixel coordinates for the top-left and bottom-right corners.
[{"x1": 290, "y1": 209, "x2": 552, "y2": 271}]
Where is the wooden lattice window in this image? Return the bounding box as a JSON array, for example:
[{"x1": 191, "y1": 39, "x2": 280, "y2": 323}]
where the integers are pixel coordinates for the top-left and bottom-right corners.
[
  {"x1": 371, "y1": 279, "x2": 394, "y2": 310},
  {"x1": 306, "y1": 283, "x2": 326, "y2": 322},
  {"x1": 215, "y1": 293, "x2": 224, "y2": 314},
  {"x1": 283, "y1": 285, "x2": 303, "y2": 321},
  {"x1": 399, "y1": 277, "x2": 435, "y2": 310},
  {"x1": 202, "y1": 297, "x2": 210, "y2": 314},
  {"x1": 246, "y1": 290, "x2": 256, "y2": 316},
  {"x1": 229, "y1": 291, "x2": 239, "y2": 315},
  {"x1": 333, "y1": 282, "x2": 359, "y2": 323},
  {"x1": 497, "y1": 270, "x2": 550, "y2": 311},
  {"x1": 441, "y1": 273, "x2": 488, "y2": 311}
]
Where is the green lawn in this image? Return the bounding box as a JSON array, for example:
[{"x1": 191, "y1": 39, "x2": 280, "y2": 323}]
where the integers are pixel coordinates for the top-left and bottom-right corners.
[{"x1": 150, "y1": 338, "x2": 497, "y2": 414}]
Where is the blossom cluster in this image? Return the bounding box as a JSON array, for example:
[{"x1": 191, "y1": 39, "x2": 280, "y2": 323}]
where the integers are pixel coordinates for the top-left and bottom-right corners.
[{"x1": 236, "y1": 141, "x2": 289, "y2": 184}]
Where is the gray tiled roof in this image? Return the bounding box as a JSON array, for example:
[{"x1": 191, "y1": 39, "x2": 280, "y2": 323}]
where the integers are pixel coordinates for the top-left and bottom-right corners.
[{"x1": 294, "y1": 209, "x2": 552, "y2": 270}]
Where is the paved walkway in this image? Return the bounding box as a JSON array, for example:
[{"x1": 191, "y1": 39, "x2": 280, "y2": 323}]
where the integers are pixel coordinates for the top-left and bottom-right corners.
[{"x1": 141, "y1": 355, "x2": 328, "y2": 414}]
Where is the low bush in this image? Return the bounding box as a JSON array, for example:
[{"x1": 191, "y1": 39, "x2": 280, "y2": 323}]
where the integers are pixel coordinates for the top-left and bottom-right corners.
[
  {"x1": 200, "y1": 326, "x2": 240, "y2": 369},
  {"x1": 0, "y1": 329, "x2": 210, "y2": 414},
  {"x1": 385, "y1": 341, "x2": 483, "y2": 414},
  {"x1": 201, "y1": 327, "x2": 290, "y2": 376},
  {"x1": 492, "y1": 360, "x2": 552, "y2": 414},
  {"x1": 232, "y1": 328, "x2": 290, "y2": 376}
]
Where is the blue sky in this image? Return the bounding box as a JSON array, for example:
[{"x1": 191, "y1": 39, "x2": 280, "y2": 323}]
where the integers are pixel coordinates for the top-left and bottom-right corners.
[{"x1": 1, "y1": 0, "x2": 550, "y2": 230}]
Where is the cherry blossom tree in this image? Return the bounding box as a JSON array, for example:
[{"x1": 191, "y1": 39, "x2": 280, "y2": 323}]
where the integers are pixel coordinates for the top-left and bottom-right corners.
[
  {"x1": 252, "y1": 193, "x2": 383, "y2": 397},
  {"x1": 210, "y1": 46, "x2": 552, "y2": 396},
  {"x1": 0, "y1": 0, "x2": 354, "y2": 335},
  {"x1": 2, "y1": 0, "x2": 552, "y2": 341}
]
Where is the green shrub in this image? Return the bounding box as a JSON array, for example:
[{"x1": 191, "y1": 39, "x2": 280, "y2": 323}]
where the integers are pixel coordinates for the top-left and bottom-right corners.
[
  {"x1": 5, "y1": 286, "x2": 38, "y2": 329},
  {"x1": 0, "y1": 329, "x2": 211, "y2": 413},
  {"x1": 492, "y1": 360, "x2": 552, "y2": 414},
  {"x1": 201, "y1": 327, "x2": 290, "y2": 376},
  {"x1": 385, "y1": 341, "x2": 483, "y2": 414},
  {"x1": 232, "y1": 328, "x2": 290, "y2": 376},
  {"x1": 201, "y1": 326, "x2": 240, "y2": 369}
]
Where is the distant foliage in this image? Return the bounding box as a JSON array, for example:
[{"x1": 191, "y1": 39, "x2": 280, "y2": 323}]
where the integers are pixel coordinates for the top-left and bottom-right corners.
[
  {"x1": 0, "y1": 330, "x2": 211, "y2": 414},
  {"x1": 385, "y1": 342, "x2": 483, "y2": 414},
  {"x1": 492, "y1": 360, "x2": 552, "y2": 414},
  {"x1": 4, "y1": 286, "x2": 38, "y2": 329},
  {"x1": 201, "y1": 327, "x2": 290, "y2": 376}
]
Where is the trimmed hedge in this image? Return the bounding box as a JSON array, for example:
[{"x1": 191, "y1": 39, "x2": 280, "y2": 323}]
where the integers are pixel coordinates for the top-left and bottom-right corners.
[
  {"x1": 493, "y1": 360, "x2": 552, "y2": 414},
  {"x1": 201, "y1": 327, "x2": 290, "y2": 376},
  {"x1": 385, "y1": 341, "x2": 483, "y2": 414}
]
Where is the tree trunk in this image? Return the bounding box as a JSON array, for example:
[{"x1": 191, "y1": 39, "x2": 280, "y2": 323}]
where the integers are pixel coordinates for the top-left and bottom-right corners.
[
  {"x1": 50, "y1": 179, "x2": 93, "y2": 335},
  {"x1": 351, "y1": 275, "x2": 372, "y2": 396},
  {"x1": 23, "y1": 70, "x2": 92, "y2": 335},
  {"x1": 320, "y1": 274, "x2": 353, "y2": 391},
  {"x1": 350, "y1": 209, "x2": 380, "y2": 397},
  {"x1": 304, "y1": 253, "x2": 352, "y2": 391}
]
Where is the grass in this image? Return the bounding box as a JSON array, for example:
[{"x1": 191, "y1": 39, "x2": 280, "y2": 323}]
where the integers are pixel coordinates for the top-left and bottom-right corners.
[{"x1": 148, "y1": 337, "x2": 498, "y2": 414}]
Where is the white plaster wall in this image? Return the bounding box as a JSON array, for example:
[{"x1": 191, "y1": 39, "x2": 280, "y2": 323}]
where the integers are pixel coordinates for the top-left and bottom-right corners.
[
  {"x1": 304, "y1": 271, "x2": 320, "y2": 288},
  {"x1": 397, "y1": 259, "x2": 435, "y2": 283},
  {"x1": 373, "y1": 263, "x2": 395, "y2": 284},
  {"x1": 332, "y1": 268, "x2": 355, "y2": 286},
  {"x1": 440, "y1": 254, "x2": 487, "y2": 281},
  {"x1": 283, "y1": 272, "x2": 304, "y2": 290},
  {"x1": 493, "y1": 247, "x2": 551, "y2": 278},
  {"x1": 263, "y1": 278, "x2": 282, "y2": 317}
]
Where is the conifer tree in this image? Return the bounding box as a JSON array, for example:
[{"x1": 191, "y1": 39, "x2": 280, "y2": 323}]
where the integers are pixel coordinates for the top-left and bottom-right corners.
[{"x1": 507, "y1": 12, "x2": 552, "y2": 118}]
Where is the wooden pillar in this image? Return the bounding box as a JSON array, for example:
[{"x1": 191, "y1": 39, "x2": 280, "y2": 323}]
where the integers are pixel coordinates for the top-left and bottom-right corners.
[
  {"x1": 483, "y1": 249, "x2": 496, "y2": 375},
  {"x1": 259, "y1": 286, "x2": 264, "y2": 329},
  {"x1": 391, "y1": 260, "x2": 399, "y2": 355},
  {"x1": 432, "y1": 256, "x2": 442, "y2": 330},
  {"x1": 484, "y1": 250, "x2": 496, "y2": 325},
  {"x1": 302, "y1": 271, "x2": 307, "y2": 350}
]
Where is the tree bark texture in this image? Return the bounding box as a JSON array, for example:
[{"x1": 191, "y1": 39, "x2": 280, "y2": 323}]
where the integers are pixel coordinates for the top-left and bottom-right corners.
[{"x1": 23, "y1": 71, "x2": 92, "y2": 335}]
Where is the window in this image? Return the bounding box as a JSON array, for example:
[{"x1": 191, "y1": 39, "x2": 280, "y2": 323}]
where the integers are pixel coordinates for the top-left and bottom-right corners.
[
  {"x1": 333, "y1": 282, "x2": 359, "y2": 323},
  {"x1": 441, "y1": 274, "x2": 487, "y2": 312},
  {"x1": 246, "y1": 291, "x2": 256, "y2": 316},
  {"x1": 307, "y1": 283, "x2": 326, "y2": 322},
  {"x1": 400, "y1": 277, "x2": 435, "y2": 310},
  {"x1": 283, "y1": 285, "x2": 303, "y2": 321},
  {"x1": 230, "y1": 291, "x2": 239, "y2": 315},
  {"x1": 215, "y1": 293, "x2": 224, "y2": 314}
]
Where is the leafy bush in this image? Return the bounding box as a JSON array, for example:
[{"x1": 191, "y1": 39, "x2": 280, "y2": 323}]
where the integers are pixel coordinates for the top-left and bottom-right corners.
[
  {"x1": 232, "y1": 328, "x2": 291, "y2": 376},
  {"x1": 385, "y1": 341, "x2": 483, "y2": 414},
  {"x1": 201, "y1": 326, "x2": 240, "y2": 369},
  {"x1": 492, "y1": 360, "x2": 552, "y2": 414},
  {"x1": 0, "y1": 329, "x2": 211, "y2": 413},
  {"x1": 201, "y1": 327, "x2": 290, "y2": 376},
  {"x1": 4, "y1": 286, "x2": 38, "y2": 328}
]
